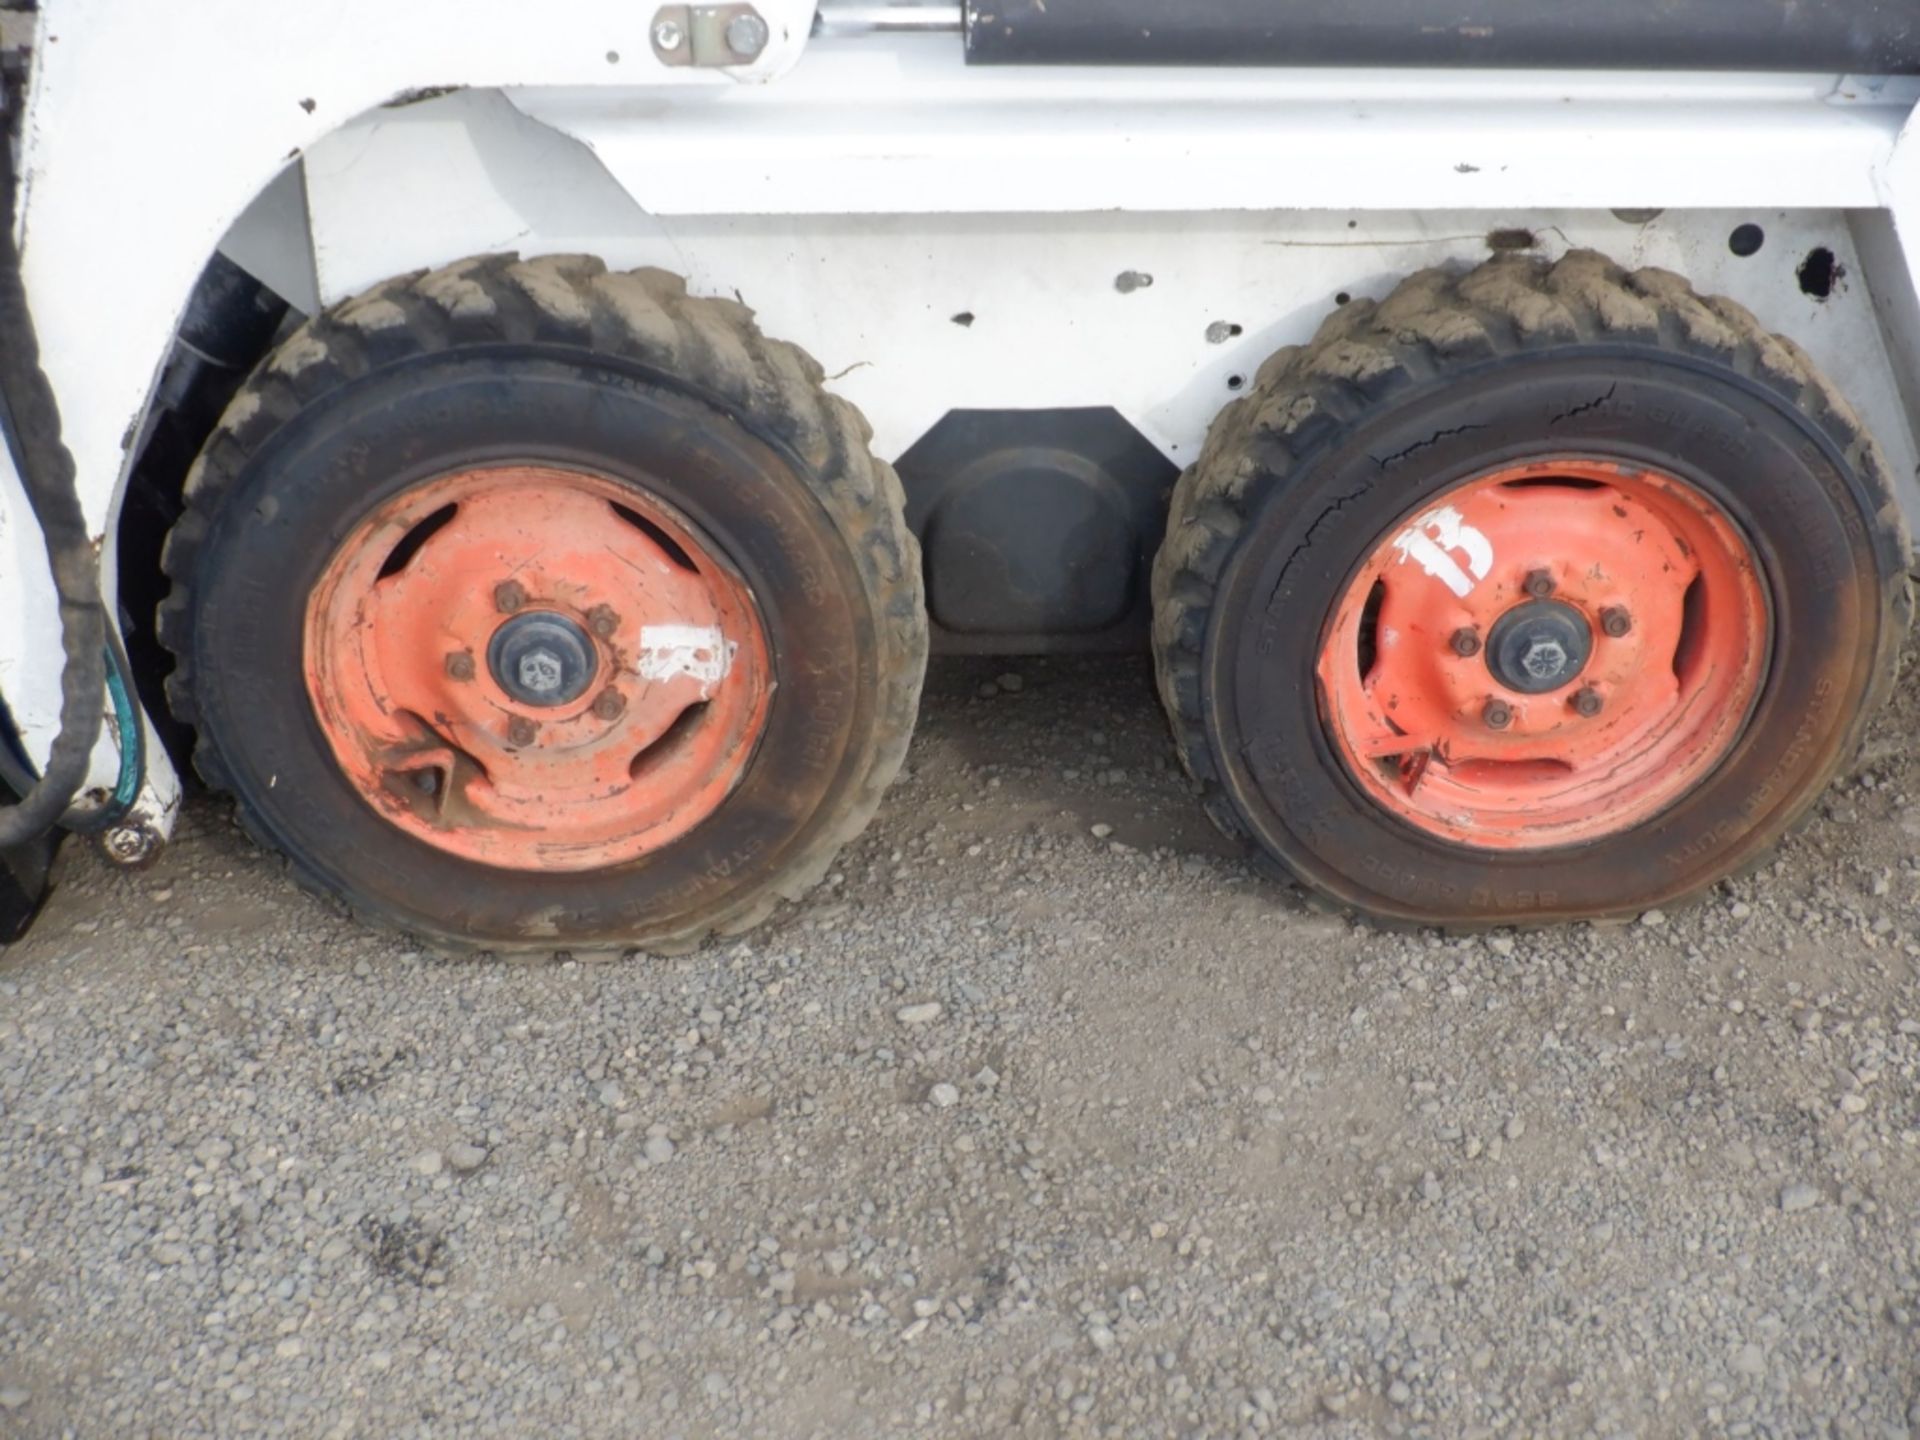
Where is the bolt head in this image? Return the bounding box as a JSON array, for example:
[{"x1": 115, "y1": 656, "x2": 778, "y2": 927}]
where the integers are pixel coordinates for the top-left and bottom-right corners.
[
  {"x1": 445, "y1": 652, "x2": 476, "y2": 681},
  {"x1": 1522, "y1": 568, "x2": 1556, "y2": 599},
  {"x1": 725, "y1": 10, "x2": 770, "y2": 58},
  {"x1": 99, "y1": 824, "x2": 160, "y2": 866},
  {"x1": 1600, "y1": 606, "x2": 1632, "y2": 638},
  {"x1": 517, "y1": 647, "x2": 566, "y2": 696},
  {"x1": 653, "y1": 18, "x2": 684, "y2": 50},
  {"x1": 1449, "y1": 627, "x2": 1481, "y2": 658},
  {"x1": 587, "y1": 604, "x2": 620, "y2": 639},
  {"x1": 592, "y1": 687, "x2": 627, "y2": 721},
  {"x1": 507, "y1": 716, "x2": 539, "y2": 747},
  {"x1": 494, "y1": 580, "x2": 528, "y2": 614},
  {"x1": 1518, "y1": 638, "x2": 1570, "y2": 684},
  {"x1": 1482, "y1": 699, "x2": 1513, "y2": 730},
  {"x1": 1572, "y1": 686, "x2": 1604, "y2": 717}
]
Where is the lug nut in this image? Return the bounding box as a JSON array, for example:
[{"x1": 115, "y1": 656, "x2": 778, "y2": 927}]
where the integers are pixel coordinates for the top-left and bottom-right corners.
[
  {"x1": 1572, "y1": 686, "x2": 1604, "y2": 718},
  {"x1": 1522, "y1": 568, "x2": 1556, "y2": 599},
  {"x1": 494, "y1": 580, "x2": 528, "y2": 614},
  {"x1": 1449, "y1": 627, "x2": 1482, "y2": 658},
  {"x1": 1482, "y1": 699, "x2": 1513, "y2": 730},
  {"x1": 445, "y1": 651, "x2": 476, "y2": 681},
  {"x1": 586, "y1": 604, "x2": 620, "y2": 639},
  {"x1": 1600, "y1": 606, "x2": 1632, "y2": 638},
  {"x1": 591, "y1": 687, "x2": 627, "y2": 721},
  {"x1": 507, "y1": 716, "x2": 539, "y2": 747}
]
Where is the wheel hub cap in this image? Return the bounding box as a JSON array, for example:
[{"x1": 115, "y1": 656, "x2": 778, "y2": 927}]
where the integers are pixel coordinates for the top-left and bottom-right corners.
[
  {"x1": 488, "y1": 611, "x2": 597, "y2": 707},
  {"x1": 1316, "y1": 458, "x2": 1769, "y2": 850},
  {"x1": 1485, "y1": 599, "x2": 1592, "y2": 694}
]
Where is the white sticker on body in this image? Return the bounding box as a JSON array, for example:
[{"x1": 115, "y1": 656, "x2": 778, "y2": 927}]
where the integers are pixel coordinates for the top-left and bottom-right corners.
[
  {"x1": 1388, "y1": 504, "x2": 1494, "y2": 599},
  {"x1": 636, "y1": 624, "x2": 736, "y2": 696}
]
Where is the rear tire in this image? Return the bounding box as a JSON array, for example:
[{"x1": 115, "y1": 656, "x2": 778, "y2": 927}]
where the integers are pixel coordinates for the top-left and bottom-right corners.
[
  {"x1": 1152, "y1": 249, "x2": 1910, "y2": 926},
  {"x1": 160, "y1": 254, "x2": 926, "y2": 954}
]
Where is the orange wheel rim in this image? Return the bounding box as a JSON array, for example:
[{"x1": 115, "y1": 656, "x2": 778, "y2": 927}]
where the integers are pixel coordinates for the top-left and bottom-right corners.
[
  {"x1": 304, "y1": 465, "x2": 772, "y2": 871},
  {"x1": 1317, "y1": 458, "x2": 1769, "y2": 850}
]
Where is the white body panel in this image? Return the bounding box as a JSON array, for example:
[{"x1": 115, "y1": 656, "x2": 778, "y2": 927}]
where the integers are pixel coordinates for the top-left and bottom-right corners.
[{"x1": 8, "y1": 1, "x2": 1920, "y2": 842}]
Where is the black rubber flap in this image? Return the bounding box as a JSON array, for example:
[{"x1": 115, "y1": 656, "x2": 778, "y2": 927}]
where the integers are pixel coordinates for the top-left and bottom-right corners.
[{"x1": 0, "y1": 822, "x2": 57, "y2": 945}]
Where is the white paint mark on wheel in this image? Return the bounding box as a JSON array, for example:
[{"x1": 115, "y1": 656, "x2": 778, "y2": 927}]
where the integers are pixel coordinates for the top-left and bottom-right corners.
[
  {"x1": 636, "y1": 624, "x2": 736, "y2": 697},
  {"x1": 1389, "y1": 504, "x2": 1494, "y2": 598}
]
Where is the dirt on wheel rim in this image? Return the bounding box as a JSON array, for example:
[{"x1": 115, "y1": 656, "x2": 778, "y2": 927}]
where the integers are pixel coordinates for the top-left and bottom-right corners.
[
  {"x1": 1316, "y1": 456, "x2": 1769, "y2": 850},
  {"x1": 304, "y1": 463, "x2": 772, "y2": 872}
]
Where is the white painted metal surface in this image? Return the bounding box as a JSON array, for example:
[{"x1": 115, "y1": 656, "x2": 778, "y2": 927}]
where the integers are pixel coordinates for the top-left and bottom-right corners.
[
  {"x1": 5, "y1": 0, "x2": 814, "y2": 826},
  {"x1": 302, "y1": 86, "x2": 1920, "y2": 507},
  {"x1": 7, "y1": 2, "x2": 1920, "y2": 841},
  {"x1": 517, "y1": 44, "x2": 1918, "y2": 216}
]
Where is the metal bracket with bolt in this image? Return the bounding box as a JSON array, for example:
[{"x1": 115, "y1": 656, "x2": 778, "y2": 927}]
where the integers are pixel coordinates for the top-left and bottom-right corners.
[{"x1": 652, "y1": 4, "x2": 772, "y2": 67}]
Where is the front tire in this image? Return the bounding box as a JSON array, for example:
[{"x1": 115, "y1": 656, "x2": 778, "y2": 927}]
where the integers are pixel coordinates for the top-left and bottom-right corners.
[
  {"x1": 160, "y1": 254, "x2": 926, "y2": 954},
  {"x1": 1152, "y1": 249, "x2": 1909, "y2": 926}
]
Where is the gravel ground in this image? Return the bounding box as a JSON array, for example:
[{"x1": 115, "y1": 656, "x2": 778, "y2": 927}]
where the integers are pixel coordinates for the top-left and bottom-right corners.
[{"x1": 4, "y1": 652, "x2": 1920, "y2": 1439}]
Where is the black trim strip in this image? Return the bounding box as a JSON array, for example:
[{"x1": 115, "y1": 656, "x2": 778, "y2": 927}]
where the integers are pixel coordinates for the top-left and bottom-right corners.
[{"x1": 963, "y1": 0, "x2": 1920, "y2": 73}]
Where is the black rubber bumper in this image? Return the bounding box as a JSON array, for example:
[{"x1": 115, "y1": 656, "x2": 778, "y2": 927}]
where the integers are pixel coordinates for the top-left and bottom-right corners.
[{"x1": 963, "y1": 0, "x2": 1920, "y2": 72}]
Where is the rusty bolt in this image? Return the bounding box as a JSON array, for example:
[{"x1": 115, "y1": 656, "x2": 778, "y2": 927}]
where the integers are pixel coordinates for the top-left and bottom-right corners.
[
  {"x1": 586, "y1": 604, "x2": 620, "y2": 639},
  {"x1": 445, "y1": 651, "x2": 476, "y2": 681},
  {"x1": 99, "y1": 823, "x2": 162, "y2": 867},
  {"x1": 1522, "y1": 568, "x2": 1556, "y2": 599},
  {"x1": 507, "y1": 716, "x2": 539, "y2": 747},
  {"x1": 1600, "y1": 606, "x2": 1632, "y2": 638},
  {"x1": 1449, "y1": 627, "x2": 1482, "y2": 658},
  {"x1": 1482, "y1": 698, "x2": 1513, "y2": 730},
  {"x1": 494, "y1": 579, "x2": 528, "y2": 614},
  {"x1": 1572, "y1": 686, "x2": 1604, "y2": 718},
  {"x1": 591, "y1": 687, "x2": 627, "y2": 722}
]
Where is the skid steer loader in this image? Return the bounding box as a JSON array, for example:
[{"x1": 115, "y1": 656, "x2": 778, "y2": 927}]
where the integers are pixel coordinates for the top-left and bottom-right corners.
[{"x1": 4, "y1": 0, "x2": 1919, "y2": 951}]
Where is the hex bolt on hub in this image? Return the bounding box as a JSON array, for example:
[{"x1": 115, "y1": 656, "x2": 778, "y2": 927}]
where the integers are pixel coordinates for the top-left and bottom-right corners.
[
  {"x1": 586, "y1": 604, "x2": 620, "y2": 639},
  {"x1": 507, "y1": 716, "x2": 539, "y2": 747},
  {"x1": 445, "y1": 652, "x2": 476, "y2": 681},
  {"x1": 1523, "y1": 568, "x2": 1556, "y2": 599},
  {"x1": 1450, "y1": 627, "x2": 1482, "y2": 657},
  {"x1": 1520, "y1": 638, "x2": 1569, "y2": 684},
  {"x1": 1601, "y1": 606, "x2": 1633, "y2": 638},
  {"x1": 1572, "y1": 686, "x2": 1605, "y2": 717},
  {"x1": 591, "y1": 687, "x2": 627, "y2": 722},
  {"x1": 1482, "y1": 699, "x2": 1513, "y2": 729},
  {"x1": 493, "y1": 580, "x2": 528, "y2": 614}
]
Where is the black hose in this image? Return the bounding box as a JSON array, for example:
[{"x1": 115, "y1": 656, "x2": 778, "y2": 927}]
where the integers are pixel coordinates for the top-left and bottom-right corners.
[{"x1": 0, "y1": 76, "x2": 107, "y2": 846}]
